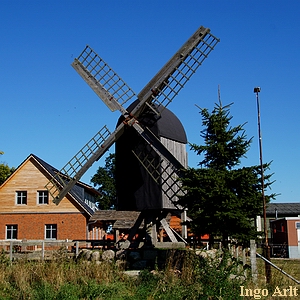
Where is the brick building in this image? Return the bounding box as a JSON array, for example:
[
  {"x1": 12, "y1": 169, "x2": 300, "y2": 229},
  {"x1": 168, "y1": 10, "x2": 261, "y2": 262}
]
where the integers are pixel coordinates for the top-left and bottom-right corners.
[
  {"x1": 0, "y1": 154, "x2": 100, "y2": 241},
  {"x1": 271, "y1": 217, "x2": 300, "y2": 258}
]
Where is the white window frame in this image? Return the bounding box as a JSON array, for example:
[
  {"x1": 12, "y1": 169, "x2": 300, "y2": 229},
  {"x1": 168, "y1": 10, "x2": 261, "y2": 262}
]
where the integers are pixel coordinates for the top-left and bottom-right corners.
[
  {"x1": 16, "y1": 191, "x2": 27, "y2": 205},
  {"x1": 45, "y1": 224, "x2": 57, "y2": 240},
  {"x1": 37, "y1": 190, "x2": 49, "y2": 205},
  {"x1": 6, "y1": 225, "x2": 18, "y2": 239}
]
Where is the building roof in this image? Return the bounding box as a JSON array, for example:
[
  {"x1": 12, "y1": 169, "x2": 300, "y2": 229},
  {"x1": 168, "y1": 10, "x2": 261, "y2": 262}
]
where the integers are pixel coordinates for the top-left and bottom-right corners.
[
  {"x1": 266, "y1": 202, "x2": 300, "y2": 217},
  {"x1": 90, "y1": 210, "x2": 142, "y2": 230},
  {"x1": 90, "y1": 210, "x2": 140, "y2": 222},
  {"x1": 114, "y1": 219, "x2": 144, "y2": 230}
]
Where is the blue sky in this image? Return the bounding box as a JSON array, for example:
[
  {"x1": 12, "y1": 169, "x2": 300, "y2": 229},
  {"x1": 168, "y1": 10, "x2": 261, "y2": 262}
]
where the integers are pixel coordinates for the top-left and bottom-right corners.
[{"x1": 1, "y1": 1, "x2": 300, "y2": 203}]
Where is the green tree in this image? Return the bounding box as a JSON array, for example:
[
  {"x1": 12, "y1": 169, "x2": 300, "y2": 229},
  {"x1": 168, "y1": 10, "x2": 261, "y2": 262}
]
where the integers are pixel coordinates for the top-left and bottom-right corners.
[
  {"x1": 179, "y1": 101, "x2": 275, "y2": 246},
  {"x1": 91, "y1": 153, "x2": 116, "y2": 210},
  {"x1": 0, "y1": 151, "x2": 15, "y2": 185}
]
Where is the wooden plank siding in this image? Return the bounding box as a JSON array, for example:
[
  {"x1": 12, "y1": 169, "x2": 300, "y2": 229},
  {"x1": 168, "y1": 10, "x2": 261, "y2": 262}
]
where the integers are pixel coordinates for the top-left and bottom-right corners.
[
  {"x1": 161, "y1": 137, "x2": 187, "y2": 209},
  {"x1": 0, "y1": 159, "x2": 83, "y2": 213}
]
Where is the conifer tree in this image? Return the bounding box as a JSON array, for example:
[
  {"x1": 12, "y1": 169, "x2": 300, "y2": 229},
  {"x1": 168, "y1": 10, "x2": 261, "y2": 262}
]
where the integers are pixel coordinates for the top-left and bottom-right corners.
[{"x1": 179, "y1": 101, "x2": 275, "y2": 246}]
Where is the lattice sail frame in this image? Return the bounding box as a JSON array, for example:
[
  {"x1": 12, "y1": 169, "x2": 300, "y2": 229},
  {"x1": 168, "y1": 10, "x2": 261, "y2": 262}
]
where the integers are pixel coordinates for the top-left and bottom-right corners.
[
  {"x1": 72, "y1": 46, "x2": 136, "y2": 112},
  {"x1": 145, "y1": 30, "x2": 219, "y2": 111},
  {"x1": 45, "y1": 126, "x2": 111, "y2": 202}
]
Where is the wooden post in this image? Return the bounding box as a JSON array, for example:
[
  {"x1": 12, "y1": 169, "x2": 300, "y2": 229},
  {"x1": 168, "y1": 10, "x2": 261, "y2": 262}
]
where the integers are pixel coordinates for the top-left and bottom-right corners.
[
  {"x1": 159, "y1": 229, "x2": 164, "y2": 242},
  {"x1": 242, "y1": 248, "x2": 246, "y2": 266},
  {"x1": 75, "y1": 241, "x2": 79, "y2": 258},
  {"x1": 250, "y1": 240, "x2": 258, "y2": 284},
  {"x1": 42, "y1": 241, "x2": 45, "y2": 261},
  {"x1": 242, "y1": 247, "x2": 247, "y2": 278},
  {"x1": 9, "y1": 240, "x2": 13, "y2": 261},
  {"x1": 236, "y1": 245, "x2": 239, "y2": 259},
  {"x1": 181, "y1": 210, "x2": 188, "y2": 239}
]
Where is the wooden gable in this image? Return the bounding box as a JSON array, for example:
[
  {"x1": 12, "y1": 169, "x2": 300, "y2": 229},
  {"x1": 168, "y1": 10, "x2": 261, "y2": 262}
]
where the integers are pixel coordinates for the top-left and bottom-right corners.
[{"x1": 0, "y1": 154, "x2": 90, "y2": 214}]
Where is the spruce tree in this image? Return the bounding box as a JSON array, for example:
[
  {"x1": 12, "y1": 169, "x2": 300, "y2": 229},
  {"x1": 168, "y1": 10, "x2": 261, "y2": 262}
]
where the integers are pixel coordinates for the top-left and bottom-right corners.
[{"x1": 179, "y1": 101, "x2": 275, "y2": 247}]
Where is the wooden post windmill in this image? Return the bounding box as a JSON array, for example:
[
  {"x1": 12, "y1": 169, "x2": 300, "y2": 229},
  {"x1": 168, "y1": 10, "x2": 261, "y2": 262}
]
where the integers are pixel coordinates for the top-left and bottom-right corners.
[{"x1": 46, "y1": 26, "x2": 219, "y2": 248}]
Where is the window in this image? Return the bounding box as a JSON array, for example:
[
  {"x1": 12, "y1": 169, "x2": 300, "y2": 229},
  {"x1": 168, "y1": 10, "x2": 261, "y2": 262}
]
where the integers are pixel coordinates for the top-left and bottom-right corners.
[
  {"x1": 45, "y1": 224, "x2": 57, "y2": 240},
  {"x1": 16, "y1": 191, "x2": 27, "y2": 205},
  {"x1": 296, "y1": 222, "x2": 300, "y2": 229},
  {"x1": 38, "y1": 191, "x2": 49, "y2": 204},
  {"x1": 6, "y1": 225, "x2": 18, "y2": 239}
]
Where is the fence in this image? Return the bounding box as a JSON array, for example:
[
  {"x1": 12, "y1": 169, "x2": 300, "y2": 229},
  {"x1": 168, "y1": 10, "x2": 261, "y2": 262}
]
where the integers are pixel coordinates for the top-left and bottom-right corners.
[
  {"x1": 0, "y1": 239, "x2": 81, "y2": 261},
  {"x1": 0, "y1": 239, "x2": 118, "y2": 261}
]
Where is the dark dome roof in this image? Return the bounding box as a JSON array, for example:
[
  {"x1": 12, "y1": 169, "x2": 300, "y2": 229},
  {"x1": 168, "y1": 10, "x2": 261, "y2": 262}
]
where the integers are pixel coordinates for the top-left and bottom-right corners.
[{"x1": 117, "y1": 100, "x2": 187, "y2": 144}]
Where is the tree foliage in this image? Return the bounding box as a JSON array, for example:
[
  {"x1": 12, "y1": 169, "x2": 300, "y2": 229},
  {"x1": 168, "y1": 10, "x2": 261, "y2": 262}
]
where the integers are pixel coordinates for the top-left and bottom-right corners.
[
  {"x1": 90, "y1": 153, "x2": 116, "y2": 210},
  {"x1": 0, "y1": 164, "x2": 15, "y2": 185},
  {"x1": 0, "y1": 151, "x2": 15, "y2": 185},
  {"x1": 192, "y1": 102, "x2": 251, "y2": 170},
  {"x1": 179, "y1": 101, "x2": 275, "y2": 245}
]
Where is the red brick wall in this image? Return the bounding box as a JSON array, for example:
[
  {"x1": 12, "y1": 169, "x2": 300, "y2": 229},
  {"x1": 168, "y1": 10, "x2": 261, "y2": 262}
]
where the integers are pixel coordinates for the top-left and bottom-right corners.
[
  {"x1": 287, "y1": 219, "x2": 300, "y2": 246},
  {"x1": 0, "y1": 213, "x2": 88, "y2": 240}
]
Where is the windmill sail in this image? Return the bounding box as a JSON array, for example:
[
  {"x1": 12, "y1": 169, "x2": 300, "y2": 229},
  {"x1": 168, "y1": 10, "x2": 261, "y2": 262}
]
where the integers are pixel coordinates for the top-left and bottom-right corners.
[
  {"x1": 45, "y1": 125, "x2": 113, "y2": 204},
  {"x1": 136, "y1": 26, "x2": 219, "y2": 116},
  {"x1": 45, "y1": 25, "x2": 219, "y2": 205},
  {"x1": 72, "y1": 46, "x2": 136, "y2": 113}
]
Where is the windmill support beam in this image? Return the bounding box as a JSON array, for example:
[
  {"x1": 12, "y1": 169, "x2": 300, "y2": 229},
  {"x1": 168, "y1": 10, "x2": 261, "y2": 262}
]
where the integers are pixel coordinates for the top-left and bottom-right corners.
[
  {"x1": 145, "y1": 214, "x2": 158, "y2": 246},
  {"x1": 160, "y1": 218, "x2": 177, "y2": 243},
  {"x1": 126, "y1": 211, "x2": 186, "y2": 249},
  {"x1": 181, "y1": 210, "x2": 188, "y2": 239}
]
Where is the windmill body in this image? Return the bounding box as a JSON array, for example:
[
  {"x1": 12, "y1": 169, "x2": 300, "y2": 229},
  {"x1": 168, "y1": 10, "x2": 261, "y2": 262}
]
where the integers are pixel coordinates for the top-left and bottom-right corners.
[
  {"x1": 116, "y1": 100, "x2": 187, "y2": 211},
  {"x1": 45, "y1": 25, "x2": 219, "y2": 246}
]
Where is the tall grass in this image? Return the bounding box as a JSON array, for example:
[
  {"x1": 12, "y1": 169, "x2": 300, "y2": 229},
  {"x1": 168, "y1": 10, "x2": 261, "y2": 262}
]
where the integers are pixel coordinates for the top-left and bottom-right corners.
[
  {"x1": 245, "y1": 258, "x2": 300, "y2": 299},
  {"x1": 1, "y1": 248, "x2": 298, "y2": 299},
  {"x1": 0, "y1": 249, "x2": 249, "y2": 299}
]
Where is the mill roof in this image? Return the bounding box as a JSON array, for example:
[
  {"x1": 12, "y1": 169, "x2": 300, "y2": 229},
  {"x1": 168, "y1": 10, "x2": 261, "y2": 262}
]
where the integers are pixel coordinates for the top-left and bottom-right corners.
[{"x1": 117, "y1": 100, "x2": 187, "y2": 144}]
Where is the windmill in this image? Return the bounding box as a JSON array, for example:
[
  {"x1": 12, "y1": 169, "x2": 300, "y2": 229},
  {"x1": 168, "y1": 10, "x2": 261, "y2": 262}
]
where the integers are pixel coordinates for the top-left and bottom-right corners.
[{"x1": 46, "y1": 26, "x2": 219, "y2": 247}]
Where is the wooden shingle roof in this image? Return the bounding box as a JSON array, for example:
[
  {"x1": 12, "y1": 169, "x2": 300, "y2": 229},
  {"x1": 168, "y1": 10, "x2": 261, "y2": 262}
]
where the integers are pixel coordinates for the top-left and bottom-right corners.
[
  {"x1": 90, "y1": 210, "x2": 140, "y2": 222},
  {"x1": 114, "y1": 219, "x2": 144, "y2": 230},
  {"x1": 90, "y1": 210, "x2": 142, "y2": 230}
]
